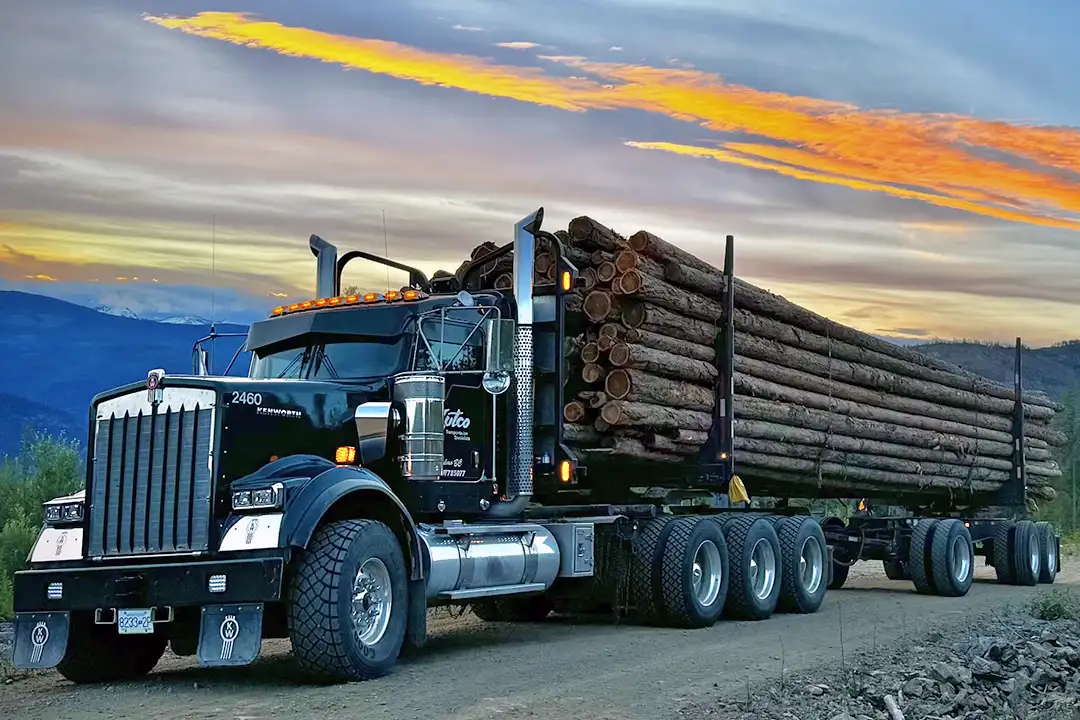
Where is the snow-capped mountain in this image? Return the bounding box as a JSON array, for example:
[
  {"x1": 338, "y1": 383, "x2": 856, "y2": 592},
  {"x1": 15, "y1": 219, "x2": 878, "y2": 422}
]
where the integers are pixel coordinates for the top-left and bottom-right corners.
[
  {"x1": 96, "y1": 304, "x2": 140, "y2": 319},
  {"x1": 158, "y1": 315, "x2": 212, "y2": 325}
]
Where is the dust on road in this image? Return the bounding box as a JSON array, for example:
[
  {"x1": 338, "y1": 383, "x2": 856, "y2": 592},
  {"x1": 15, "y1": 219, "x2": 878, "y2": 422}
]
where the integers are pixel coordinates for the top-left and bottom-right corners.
[{"x1": 3, "y1": 562, "x2": 1076, "y2": 720}]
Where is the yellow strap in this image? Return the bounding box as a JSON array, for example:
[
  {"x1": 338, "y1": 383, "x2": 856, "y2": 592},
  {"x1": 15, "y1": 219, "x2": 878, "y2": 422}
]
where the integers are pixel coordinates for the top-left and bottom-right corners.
[{"x1": 729, "y1": 474, "x2": 750, "y2": 505}]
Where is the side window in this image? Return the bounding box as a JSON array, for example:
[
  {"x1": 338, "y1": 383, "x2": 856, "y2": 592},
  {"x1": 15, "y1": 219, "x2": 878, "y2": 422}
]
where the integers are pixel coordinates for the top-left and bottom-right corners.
[{"x1": 416, "y1": 318, "x2": 484, "y2": 371}]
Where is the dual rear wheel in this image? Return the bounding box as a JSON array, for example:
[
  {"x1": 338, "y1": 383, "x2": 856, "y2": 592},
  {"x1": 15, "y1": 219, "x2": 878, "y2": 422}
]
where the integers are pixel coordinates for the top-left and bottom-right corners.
[
  {"x1": 631, "y1": 513, "x2": 827, "y2": 628},
  {"x1": 993, "y1": 519, "x2": 1058, "y2": 586}
]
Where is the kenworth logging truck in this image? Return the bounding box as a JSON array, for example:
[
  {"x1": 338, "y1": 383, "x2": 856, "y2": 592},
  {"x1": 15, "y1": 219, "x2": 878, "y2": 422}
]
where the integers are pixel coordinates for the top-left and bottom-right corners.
[{"x1": 11, "y1": 208, "x2": 1062, "y2": 683}]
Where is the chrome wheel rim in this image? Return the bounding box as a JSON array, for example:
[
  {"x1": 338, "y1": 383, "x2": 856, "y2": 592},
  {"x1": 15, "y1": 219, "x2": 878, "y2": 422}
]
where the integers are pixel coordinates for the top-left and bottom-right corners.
[
  {"x1": 691, "y1": 540, "x2": 723, "y2": 607},
  {"x1": 1030, "y1": 530, "x2": 1040, "y2": 578},
  {"x1": 351, "y1": 557, "x2": 392, "y2": 646},
  {"x1": 749, "y1": 538, "x2": 776, "y2": 601},
  {"x1": 799, "y1": 536, "x2": 824, "y2": 595},
  {"x1": 950, "y1": 535, "x2": 971, "y2": 584}
]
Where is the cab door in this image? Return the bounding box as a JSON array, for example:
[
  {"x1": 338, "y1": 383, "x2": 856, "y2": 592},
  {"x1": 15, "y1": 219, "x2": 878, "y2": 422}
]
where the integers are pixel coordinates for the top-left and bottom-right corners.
[{"x1": 416, "y1": 312, "x2": 494, "y2": 483}]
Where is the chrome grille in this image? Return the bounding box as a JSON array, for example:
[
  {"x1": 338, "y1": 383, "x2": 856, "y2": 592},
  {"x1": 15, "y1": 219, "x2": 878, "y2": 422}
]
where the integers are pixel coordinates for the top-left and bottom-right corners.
[{"x1": 87, "y1": 388, "x2": 216, "y2": 557}]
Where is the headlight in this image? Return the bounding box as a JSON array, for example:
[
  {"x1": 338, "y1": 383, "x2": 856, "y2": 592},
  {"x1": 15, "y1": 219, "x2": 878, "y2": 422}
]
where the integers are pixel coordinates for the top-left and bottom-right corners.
[
  {"x1": 43, "y1": 501, "x2": 84, "y2": 525},
  {"x1": 231, "y1": 483, "x2": 283, "y2": 511}
]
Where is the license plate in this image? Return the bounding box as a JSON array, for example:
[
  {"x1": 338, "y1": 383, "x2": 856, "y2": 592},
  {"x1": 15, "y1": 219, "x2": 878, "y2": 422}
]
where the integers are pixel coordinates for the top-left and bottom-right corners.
[{"x1": 117, "y1": 609, "x2": 154, "y2": 634}]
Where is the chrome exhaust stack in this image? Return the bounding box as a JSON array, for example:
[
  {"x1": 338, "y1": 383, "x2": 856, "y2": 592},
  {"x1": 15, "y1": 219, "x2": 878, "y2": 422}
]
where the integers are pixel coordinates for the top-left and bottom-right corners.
[
  {"x1": 309, "y1": 234, "x2": 339, "y2": 298},
  {"x1": 487, "y1": 209, "x2": 540, "y2": 517}
]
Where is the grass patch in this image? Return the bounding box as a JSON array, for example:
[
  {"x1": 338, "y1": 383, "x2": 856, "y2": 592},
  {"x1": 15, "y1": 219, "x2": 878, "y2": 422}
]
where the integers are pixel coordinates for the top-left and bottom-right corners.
[
  {"x1": 1061, "y1": 530, "x2": 1080, "y2": 557},
  {"x1": 1027, "y1": 588, "x2": 1080, "y2": 621}
]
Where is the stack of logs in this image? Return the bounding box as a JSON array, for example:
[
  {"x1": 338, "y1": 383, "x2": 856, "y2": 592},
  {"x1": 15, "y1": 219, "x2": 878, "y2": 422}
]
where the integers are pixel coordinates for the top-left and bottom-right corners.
[{"x1": 449, "y1": 216, "x2": 1066, "y2": 502}]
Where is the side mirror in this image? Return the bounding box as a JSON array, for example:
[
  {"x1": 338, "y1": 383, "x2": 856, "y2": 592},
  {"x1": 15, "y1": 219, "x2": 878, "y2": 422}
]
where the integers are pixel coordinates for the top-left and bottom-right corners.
[{"x1": 483, "y1": 318, "x2": 515, "y2": 374}]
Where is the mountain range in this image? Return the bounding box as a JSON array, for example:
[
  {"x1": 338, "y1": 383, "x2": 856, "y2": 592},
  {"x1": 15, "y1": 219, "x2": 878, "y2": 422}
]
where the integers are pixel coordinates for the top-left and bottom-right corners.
[{"x1": 0, "y1": 290, "x2": 1076, "y2": 459}]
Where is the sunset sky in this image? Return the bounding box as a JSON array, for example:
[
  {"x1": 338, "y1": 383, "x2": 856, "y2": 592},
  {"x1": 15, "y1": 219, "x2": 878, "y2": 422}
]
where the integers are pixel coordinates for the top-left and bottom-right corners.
[{"x1": 2, "y1": 0, "x2": 1079, "y2": 343}]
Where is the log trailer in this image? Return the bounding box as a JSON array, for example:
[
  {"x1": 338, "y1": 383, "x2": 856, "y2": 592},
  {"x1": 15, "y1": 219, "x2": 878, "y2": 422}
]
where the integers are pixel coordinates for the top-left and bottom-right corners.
[{"x1": 11, "y1": 208, "x2": 1063, "y2": 683}]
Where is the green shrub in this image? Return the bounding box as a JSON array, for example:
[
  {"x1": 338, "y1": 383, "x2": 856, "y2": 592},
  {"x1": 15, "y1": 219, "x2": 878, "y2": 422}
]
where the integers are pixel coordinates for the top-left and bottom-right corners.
[
  {"x1": 0, "y1": 430, "x2": 84, "y2": 620},
  {"x1": 1028, "y1": 588, "x2": 1080, "y2": 621}
]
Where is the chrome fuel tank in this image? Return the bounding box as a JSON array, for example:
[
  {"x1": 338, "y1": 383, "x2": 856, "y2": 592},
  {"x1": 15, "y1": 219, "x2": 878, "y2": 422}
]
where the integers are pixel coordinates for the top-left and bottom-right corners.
[{"x1": 418, "y1": 522, "x2": 561, "y2": 601}]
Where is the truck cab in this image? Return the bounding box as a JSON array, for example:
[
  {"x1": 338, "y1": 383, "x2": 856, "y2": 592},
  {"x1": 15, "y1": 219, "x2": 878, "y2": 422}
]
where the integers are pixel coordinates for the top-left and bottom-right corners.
[{"x1": 11, "y1": 208, "x2": 600, "y2": 683}]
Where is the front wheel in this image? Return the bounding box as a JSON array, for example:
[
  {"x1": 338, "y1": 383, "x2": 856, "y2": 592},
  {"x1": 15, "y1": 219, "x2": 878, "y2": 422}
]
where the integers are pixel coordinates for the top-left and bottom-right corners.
[
  {"x1": 288, "y1": 519, "x2": 408, "y2": 682},
  {"x1": 57, "y1": 615, "x2": 167, "y2": 684}
]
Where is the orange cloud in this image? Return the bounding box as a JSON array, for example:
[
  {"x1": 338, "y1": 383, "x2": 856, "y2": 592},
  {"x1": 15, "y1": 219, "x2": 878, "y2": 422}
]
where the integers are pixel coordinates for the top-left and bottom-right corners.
[
  {"x1": 23, "y1": 273, "x2": 58, "y2": 281},
  {"x1": 144, "y1": 12, "x2": 1080, "y2": 231}
]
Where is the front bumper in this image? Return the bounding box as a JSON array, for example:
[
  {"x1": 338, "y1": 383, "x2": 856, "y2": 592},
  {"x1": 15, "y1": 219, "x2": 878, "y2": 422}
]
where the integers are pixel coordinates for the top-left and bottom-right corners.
[{"x1": 13, "y1": 554, "x2": 285, "y2": 613}]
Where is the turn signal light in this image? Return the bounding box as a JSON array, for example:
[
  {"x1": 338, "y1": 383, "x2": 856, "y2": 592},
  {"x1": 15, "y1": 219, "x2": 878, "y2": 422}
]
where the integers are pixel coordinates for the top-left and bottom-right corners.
[
  {"x1": 335, "y1": 446, "x2": 357, "y2": 465},
  {"x1": 561, "y1": 270, "x2": 572, "y2": 292},
  {"x1": 559, "y1": 460, "x2": 572, "y2": 483}
]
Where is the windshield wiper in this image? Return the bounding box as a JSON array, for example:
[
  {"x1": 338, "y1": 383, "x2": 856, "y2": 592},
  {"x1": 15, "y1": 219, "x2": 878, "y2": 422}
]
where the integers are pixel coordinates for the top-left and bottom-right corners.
[
  {"x1": 310, "y1": 346, "x2": 340, "y2": 379},
  {"x1": 277, "y1": 346, "x2": 312, "y2": 378}
]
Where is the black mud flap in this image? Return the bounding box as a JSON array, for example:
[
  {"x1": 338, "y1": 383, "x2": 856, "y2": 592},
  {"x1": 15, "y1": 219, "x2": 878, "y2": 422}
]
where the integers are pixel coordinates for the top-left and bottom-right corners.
[
  {"x1": 196, "y1": 603, "x2": 264, "y2": 667},
  {"x1": 826, "y1": 545, "x2": 835, "y2": 587},
  {"x1": 11, "y1": 612, "x2": 69, "y2": 670}
]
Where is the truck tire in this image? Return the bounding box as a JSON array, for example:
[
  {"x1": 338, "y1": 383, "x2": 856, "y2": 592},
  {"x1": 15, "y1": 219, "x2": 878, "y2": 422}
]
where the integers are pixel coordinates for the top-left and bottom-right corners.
[
  {"x1": 56, "y1": 614, "x2": 167, "y2": 684},
  {"x1": 907, "y1": 518, "x2": 939, "y2": 595},
  {"x1": 1035, "y1": 521, "x2": 1058, "y2": 584},
  {"x1": 655, "y1": 516, "x2": 730, "y2": 628},
  {"x1": 721, "y1": 515, "x2": 781, "y2": 621},
  {"x1": 288, "y1": 519, "x2": 408, "y2": 682},
  {"x1": 882, "y1": 558, "x2": 909, "y2": 581},
  {"x1": 929, "y1": 518, "x2": 973, "y2": 597},
  {"x1": 1011, "y1": 520, "x2": 1040, "y2": 587},
  {"x1": 629, "y1": 516, "x2": 677, "y2": 623},
  {"x1": 470, "y1": 595, "x2": 554, "y2": 622},
  {"x1": 828, "y1": 560, "x2": 850, "y2": 590},
  {"x1": 772, "y1": 516, "x2": 827, "y2": 614},
  {"x1": 993, "y1": 521, "x2": 1015, "y2": 584}
]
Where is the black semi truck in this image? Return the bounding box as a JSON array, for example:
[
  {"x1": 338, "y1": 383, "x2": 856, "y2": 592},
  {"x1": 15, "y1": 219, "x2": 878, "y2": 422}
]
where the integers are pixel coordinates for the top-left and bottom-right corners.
[{"x1": 11, "y1": 208, "x2": 1061, "y2": 683}]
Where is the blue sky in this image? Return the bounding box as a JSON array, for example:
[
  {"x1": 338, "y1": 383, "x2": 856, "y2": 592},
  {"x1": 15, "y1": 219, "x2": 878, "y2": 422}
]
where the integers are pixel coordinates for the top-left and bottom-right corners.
[{"x1": 1, "y1": 0, "x2": 1078, "y2": 341}]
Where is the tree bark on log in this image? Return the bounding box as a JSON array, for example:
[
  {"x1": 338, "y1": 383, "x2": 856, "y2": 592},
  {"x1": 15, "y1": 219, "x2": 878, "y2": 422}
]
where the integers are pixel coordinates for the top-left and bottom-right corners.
[
  {"x1": 608, "y1": 341, "x2": 718, "y2": 384},
  {"x1": 732, "y1": 436, "x2": 1034, "y2": 484},
  {"x1": 734, "y1": 418, "x2": 1053, "y2": 463},
  {"x1": 600, "y1": 400, "x2": 713, "y2": 431},
  {"x1": 646, "y1": 434, "x2": 702, "y2": 456},
  {"x1": 563, "y1": 245, "x2": 593, "y2": 271},
  {"x1": 733, "y1": 355, "x2": 1061, "y2": 444},
  {"x1": 734, "y1": 372, "x2": 1016, "y2": 445},
  {"x1": 569, "y1": 216, "x2": 625, "y2": 252},
  {"x1": 663, "y1": 261, "x2": 1060, "y2": 411},
  {"x1": 734, "y1": 396, "x2": 1015, "y2": 457},
  {"x1": 735, "y1": 334, "x2": 1069, "y2": 443},
  {"x1": 738, "y1": 466, "x2": 1056, "y2": 502},
  {"x1": 629, "y1": 230, "x2": 718, "y2": 276},
  {"x1": 620, "y1": 301, "x2": 719, "y2": 345},
  {"x1": 670, "y1": 428, "x2": 710, "y2": 444},
  {"x1": 736, "y1": 451, "x2": 1006, "y2": 494},
  {"x1": 605, "y1": 368, "x2": 715, "y2": 412},
  {"x1": 563, "y1": 423, "x2": 601, "y2": 445},
  {"x1": 624, "y1": 326, "x2": 715, "y2": 362},
  {"x1": 618, "y1": 269, "x2": 726, "y2": 325},
  {"x1": 727, "y1": 307, "x2": 1056, "y2": 420},
  {"x1": 591, "y1": 435, "x2": 684, "y2": 463}
]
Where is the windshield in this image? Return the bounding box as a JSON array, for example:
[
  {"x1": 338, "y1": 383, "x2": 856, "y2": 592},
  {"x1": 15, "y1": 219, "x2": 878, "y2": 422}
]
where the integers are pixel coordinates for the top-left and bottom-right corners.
[{"x1": 249, "y1": 336, "x2": 410, "y2": 380}]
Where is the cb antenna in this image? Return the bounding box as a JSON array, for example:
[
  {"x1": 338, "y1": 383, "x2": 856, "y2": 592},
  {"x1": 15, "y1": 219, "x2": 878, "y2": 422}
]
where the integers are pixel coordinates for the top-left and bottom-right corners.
[
  {"x1": 210, "y1": 213, "x2": 217, "y2": 371},
  {"x1": 382, "y1": 209, "x2": 391, "y2": 293}
]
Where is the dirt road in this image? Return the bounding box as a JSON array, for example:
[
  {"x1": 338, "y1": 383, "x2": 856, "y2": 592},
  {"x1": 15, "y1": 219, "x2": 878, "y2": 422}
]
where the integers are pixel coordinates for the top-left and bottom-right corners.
[{"x1": 3, "y1": 562, "x2": 1076, "y2": 720}]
